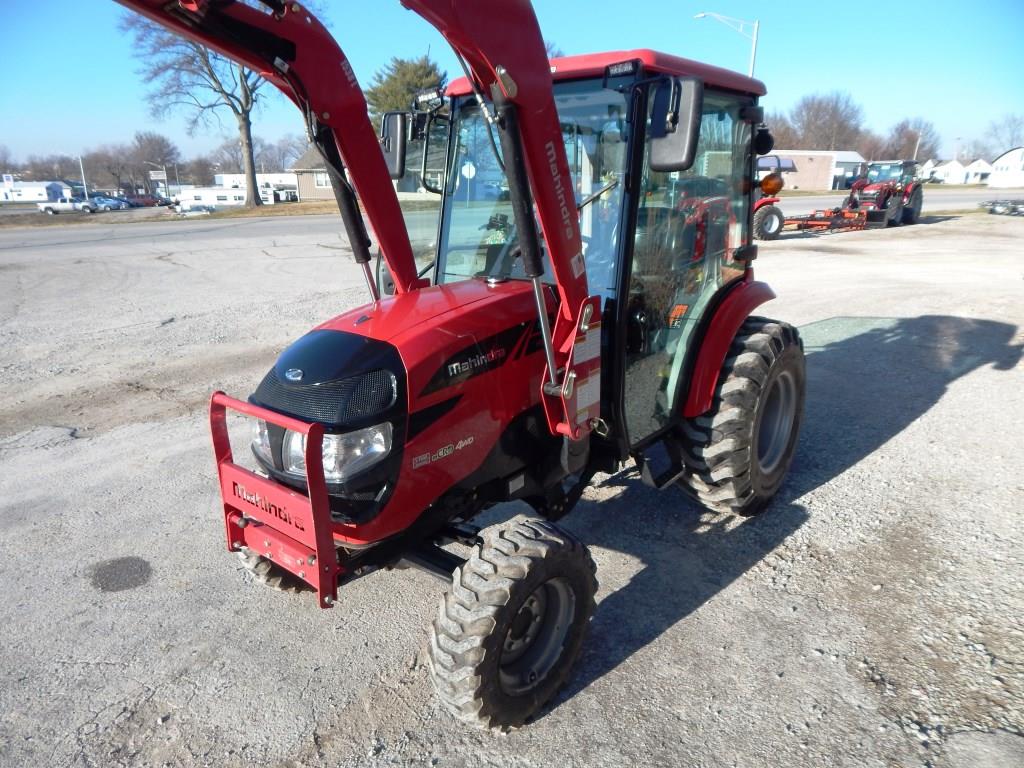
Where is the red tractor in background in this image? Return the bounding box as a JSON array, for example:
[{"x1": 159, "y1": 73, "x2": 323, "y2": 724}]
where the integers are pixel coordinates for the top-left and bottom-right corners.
[
  {"x1": 847, "y1": 160, "x2": 924, "y2": 225},
  {"x1": 118, "y1": 0, "x2": 805, "y2": 728},
  {"x1": 753, "y1": 157, "x2": 924, "y2": 239}
]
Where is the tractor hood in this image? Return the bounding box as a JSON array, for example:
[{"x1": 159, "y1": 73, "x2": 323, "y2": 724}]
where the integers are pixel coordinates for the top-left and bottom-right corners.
[{"x1": 314, "y1": 279, "x2": 536, "y2": 342}]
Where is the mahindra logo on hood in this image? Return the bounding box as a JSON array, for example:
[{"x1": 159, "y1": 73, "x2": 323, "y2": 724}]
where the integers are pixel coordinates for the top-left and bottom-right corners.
[{"x1": 232, "y1": 482, "x2": 305, "y2": 531}]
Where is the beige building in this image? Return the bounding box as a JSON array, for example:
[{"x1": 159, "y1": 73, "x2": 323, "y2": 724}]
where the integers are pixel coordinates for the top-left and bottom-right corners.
[
  {"x1": 292, "y1": 147, "x2": 334, "y2": 201},
  {"x1": 765, "y1": 149, "x2": 866, "y2": 190}
]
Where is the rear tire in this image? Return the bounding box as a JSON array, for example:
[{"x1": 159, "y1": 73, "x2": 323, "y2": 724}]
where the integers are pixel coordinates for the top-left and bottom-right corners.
[
  {"x1": 428, "y1": 515, "x2": 597, "y2": 729},
  {"x1": 678, "y1": 316, "x2": 805, "y2": 516},
  {"x1": 901, "y1": 189, "x2": 922, "y2": 224},
  {"x1": 753, "y1": 204, "x2": 784, "y2": 240},
  {"x1": 237, "y1": 548, "x2": 304, "y2": 592},
  {"x1": 44, "y1": 208, "x2": 55, "y2": 215}
]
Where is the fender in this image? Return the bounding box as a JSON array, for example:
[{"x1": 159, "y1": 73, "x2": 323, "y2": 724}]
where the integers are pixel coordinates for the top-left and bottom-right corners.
[
  {"x1": 682, "y1": 277, "x2": 775, "y2": 418},
  {"x1": 753, "y1": 196, "x2": 781, "y2": 210}
]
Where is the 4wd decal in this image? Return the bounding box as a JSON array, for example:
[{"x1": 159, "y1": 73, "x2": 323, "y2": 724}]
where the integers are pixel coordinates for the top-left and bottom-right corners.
[{"x1": 412, "y1": 436, "x2": 475, "y2": 469}]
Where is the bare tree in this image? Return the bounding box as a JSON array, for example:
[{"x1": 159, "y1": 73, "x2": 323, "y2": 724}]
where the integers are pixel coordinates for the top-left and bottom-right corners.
[
  {"x1": 789, "y1": 92, "x2": 865, "y2": 150},
  {"x1": 883, "y1": 118, "x2": 940, "y2": 161},
  {"x1": 961, "y1": 138, "x2": 994, "y2": 163},
  {"x1": 22, "y1": 154, "x2": 79, "y2": 182},
  {"x1": 0, "y1": 145, "x2": 15, "y2": 174},
  {"x1": 544, "y1": 40, "x2": 565, "y2": 58},
  {"x1": 984, "y1": 113, "x2": 1024, "y2": 153},
  {"x1": 130, "y1": 131, "x2": 181, "y2": 194},
  {"x1": 764, "y1": 110, "x2": 798, "y2": 148},
  {"x1": 856, "y1": 130, "x2": 887, "y2": 162},
  {"x1": 181, "y1": 156, "x2": 217, "y2": 187},
  {"x1": 119, "y1": 13, "x2": 267, "y2": 206}
]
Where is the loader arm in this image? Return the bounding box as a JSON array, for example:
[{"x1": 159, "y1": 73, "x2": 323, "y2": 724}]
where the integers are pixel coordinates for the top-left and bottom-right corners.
[
  {"x1": 403, "y1": 0, "x2": 595, "y2": 438},
  {"x1": 113, "y1": 0, "x2": 424, "y2": 294}
]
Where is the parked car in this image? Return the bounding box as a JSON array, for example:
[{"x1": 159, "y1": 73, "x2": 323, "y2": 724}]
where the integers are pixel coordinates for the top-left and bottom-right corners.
[
  {"x1": 88, "y1": 195, "x2": 130, "y2": 211},
  {"x1": 125, "y1": 194, "x2": 172, "y2": 207},
  {"x1": 37, "y1": 196, "x2": 96, "y2": 215}
]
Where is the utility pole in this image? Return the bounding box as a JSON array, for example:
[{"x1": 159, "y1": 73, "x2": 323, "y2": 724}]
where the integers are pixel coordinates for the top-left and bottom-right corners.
[{"x1": 78, "y1": 155, "x2": 89, "y2": 199}]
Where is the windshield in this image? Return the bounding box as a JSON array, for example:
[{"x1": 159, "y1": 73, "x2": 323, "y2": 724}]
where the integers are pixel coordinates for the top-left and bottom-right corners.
[
  {"x1": 866, "y1": 162, "x2": 905, "y2": 183},
  {"x1": 436, "y1": 79, "x2": 631, "y2": 298}
]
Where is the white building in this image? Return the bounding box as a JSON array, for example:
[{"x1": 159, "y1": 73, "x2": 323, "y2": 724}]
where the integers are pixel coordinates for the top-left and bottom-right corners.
[
  {"x1": 918, "y1": 159, "x2": 938, "y2": 180},
  {"x1": 0, "y1": 180, "x2": 72, "y2": 202},
  {"x1": 931, "y1": 159, "x2": 967, "y2": 184},
  {"x1": 175, "y1": 185, "x2": 277, "y2": 211},
  {"x1": 986, "y1": 148, "x2": 1024, "y2": 188},
  {"x1": 963, "y1": 159, "x2": 992, "y2": 184},
  {"x1": 214, "y1": 172, "x2": 298, "y2": 190}
]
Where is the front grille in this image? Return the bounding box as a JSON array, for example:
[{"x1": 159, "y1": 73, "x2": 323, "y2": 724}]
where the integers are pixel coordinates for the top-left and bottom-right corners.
[{"x1": 252, "y1": 369, "x2": 396, "y2": 426}]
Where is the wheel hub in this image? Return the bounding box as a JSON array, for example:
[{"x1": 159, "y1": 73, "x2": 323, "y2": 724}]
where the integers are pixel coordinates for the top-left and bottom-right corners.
[
  {"x1": 499, "y1": 578, "x2": 576, "y2": 696},
  {"x1": 757, "y1": 369, "x2": 797, "y2": 475}
]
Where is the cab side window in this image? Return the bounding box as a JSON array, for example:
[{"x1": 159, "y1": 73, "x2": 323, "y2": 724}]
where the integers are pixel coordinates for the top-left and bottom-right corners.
[{"x1": 622, "y1": 89, "x2": 753, "y2": 443}]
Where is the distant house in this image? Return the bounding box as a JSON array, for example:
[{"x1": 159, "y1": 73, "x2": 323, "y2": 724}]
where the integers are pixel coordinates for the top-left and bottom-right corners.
[
  {"x1": 931, "y1": 159, "x2": 967, "y2": 184},
  {"x1": 918, "y1": 159, "x2": 938, "y2": 180},
  {"x1": 767, "y1": 149, "x2": 865, "y2": 190},
  {"x1": 987, "y1": 147, "x2": 1024, "y2": 188},
  {"x1": 963, "y1": 159, "x2": 992, "y2": 184},
  {"x1": 0, "y1": 180, "x2": 71, "y2": 202},
  {"x1": 291, "y1": 147, "x2": 334, "y2": 202}
]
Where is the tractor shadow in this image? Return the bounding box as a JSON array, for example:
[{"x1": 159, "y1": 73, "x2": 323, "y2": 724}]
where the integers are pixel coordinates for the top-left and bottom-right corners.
[{"x1": 547, "y1": 314, "x2": 1021, "y2": 712}]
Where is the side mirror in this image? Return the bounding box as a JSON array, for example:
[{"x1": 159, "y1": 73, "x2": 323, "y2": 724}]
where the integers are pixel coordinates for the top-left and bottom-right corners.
[
  {"x1": 380, "y1": 112, "x2": 408, "y2": 180},
  {"x1": 420, "y1": 113, "x2": 449, "y2": 195},
  {"x1": 754, "y1": 126, "x2": 774, "y2": 155},
  {"x1": 650, "y1": 77, "x2": 703, "y2": 172}
]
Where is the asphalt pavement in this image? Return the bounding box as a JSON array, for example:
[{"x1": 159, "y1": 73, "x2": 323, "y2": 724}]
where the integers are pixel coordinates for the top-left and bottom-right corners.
[{"x1": 1, "y1": 211, "x2": 1022, "y2": 767}]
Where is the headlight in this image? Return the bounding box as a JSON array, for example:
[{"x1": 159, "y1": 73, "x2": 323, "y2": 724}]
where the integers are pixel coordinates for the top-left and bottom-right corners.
[
  {"x1": 282, "y1": 422, "x2": 393, "y2": 483},
  {"x1": 251, "y1": 419, "x2": 273, "y2": 465}
]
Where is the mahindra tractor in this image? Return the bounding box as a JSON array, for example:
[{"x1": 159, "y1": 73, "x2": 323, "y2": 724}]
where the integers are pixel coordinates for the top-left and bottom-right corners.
[
  {"x1": 118, "y1": 0, "x2": 805, "y2": 728},
  {"x1": 847, "y1": 159, "x2": 924, "y2": 225}
]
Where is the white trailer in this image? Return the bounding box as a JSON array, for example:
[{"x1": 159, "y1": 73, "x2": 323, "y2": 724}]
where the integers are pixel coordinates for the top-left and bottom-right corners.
[{"x1": 175, "y1": 186, "x2": 276, "y2": 211}]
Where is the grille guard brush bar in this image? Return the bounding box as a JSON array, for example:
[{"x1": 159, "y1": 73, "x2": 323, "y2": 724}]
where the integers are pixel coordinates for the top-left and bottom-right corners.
[{"x1": 210, "y1": 392, "x2": 342, "y2": 608}]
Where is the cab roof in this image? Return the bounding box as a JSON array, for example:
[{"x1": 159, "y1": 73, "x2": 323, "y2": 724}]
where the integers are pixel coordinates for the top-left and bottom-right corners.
[{"x1": 446, "y1": 49, "x2": 766, "y2": 98}]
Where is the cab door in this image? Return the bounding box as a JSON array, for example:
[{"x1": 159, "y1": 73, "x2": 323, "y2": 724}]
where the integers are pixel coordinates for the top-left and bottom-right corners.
[{"x1": 620, "y1": 88, "x2": 753, "y2": 447}]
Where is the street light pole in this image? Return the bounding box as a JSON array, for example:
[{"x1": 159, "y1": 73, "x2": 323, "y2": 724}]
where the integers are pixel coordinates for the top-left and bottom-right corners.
[
  {"x1": 78, "y1": 155, "x2": 89, "y2": 200},
  {"x1": 694, "y1": 11, "x2": 760, "y2": 78}
]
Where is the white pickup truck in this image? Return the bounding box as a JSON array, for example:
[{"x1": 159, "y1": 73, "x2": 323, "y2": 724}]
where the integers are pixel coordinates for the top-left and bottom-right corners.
[{"x1": 37, "y1": 197, "x2": 96, "y2": 215}]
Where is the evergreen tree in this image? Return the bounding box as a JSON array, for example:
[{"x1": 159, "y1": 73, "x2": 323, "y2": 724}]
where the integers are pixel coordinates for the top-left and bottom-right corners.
[{"x1": 365, "y1": 55, "x2": 447, "y2": 128}]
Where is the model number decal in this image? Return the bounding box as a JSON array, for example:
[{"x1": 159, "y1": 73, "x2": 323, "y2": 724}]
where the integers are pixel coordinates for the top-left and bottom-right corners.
[{"x1": 412, "y1": 436, "x2": 475, "y2": 469}]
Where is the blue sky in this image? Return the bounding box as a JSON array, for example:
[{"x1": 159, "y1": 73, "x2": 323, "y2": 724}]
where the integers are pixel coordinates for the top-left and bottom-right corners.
[{"x1": 3, "y1": 0, "x2": 1022, "y2": 161}]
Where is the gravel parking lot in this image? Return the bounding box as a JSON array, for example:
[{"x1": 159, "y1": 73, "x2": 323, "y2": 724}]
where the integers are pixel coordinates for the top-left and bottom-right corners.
[{"x1": 1, "y1": 212, "x2": 1022, "y2": 767}]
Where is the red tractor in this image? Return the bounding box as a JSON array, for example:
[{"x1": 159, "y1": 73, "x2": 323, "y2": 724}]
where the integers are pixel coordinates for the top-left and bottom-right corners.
[
  {"x1": 753, "y1": 157, "x2": 925, "y2": 239},
  {"x1": 847, "y1": 160, "x2": 924, "y2": 225},
  {"x1": 119, "y1": 0, "x2": 806, "y2": 728}
]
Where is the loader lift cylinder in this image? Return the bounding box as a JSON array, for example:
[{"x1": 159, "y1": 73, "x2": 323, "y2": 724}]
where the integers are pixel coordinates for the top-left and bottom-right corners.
[{"x1": 491, "y1": 86, "x2": 560, "y2": 389}]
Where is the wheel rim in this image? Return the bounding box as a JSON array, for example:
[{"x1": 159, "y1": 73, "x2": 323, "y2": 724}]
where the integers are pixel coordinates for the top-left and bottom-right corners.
[
  {"x1": 764, "y1": 212, "x2": 782, "y2": 234},
  {"x1": 499, "y1": 577, "x2": 576, "y2": 696},
  {"x1": 757, "y1": 370, "x2": 797, "y2": 475}
]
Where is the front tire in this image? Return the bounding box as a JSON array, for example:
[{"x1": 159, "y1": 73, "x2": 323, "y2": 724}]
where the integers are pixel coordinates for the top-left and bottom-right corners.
[
  {"x1": 753, "y1": 204, "x2": 784, "y2": 240},
  {"x1": 428, "y1": 516, "x2": 597, "y2": 729},
  {"x1": 678, "y1": 316, "x2": 805, "y2": 516},
  {"x1": 237, "y1": 548, "x2": 304, "y2": 592},
  {"x1": 901, "y1": 189, "x2": 922, "y2": 224},
  {"x1": 886, "y1": 193, "x2": 903, "y2": 226}
]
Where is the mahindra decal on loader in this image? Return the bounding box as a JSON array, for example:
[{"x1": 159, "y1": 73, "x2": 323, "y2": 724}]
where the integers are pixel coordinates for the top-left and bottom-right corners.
[{"x1": 117, "y1": 0, "x2": 805, "y2": 728}]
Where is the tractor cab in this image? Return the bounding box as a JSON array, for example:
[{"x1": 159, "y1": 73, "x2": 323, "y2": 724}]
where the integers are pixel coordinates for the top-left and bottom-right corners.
[{"x1": 383, "y1": 51, "x2": 765, "y2": 453}]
